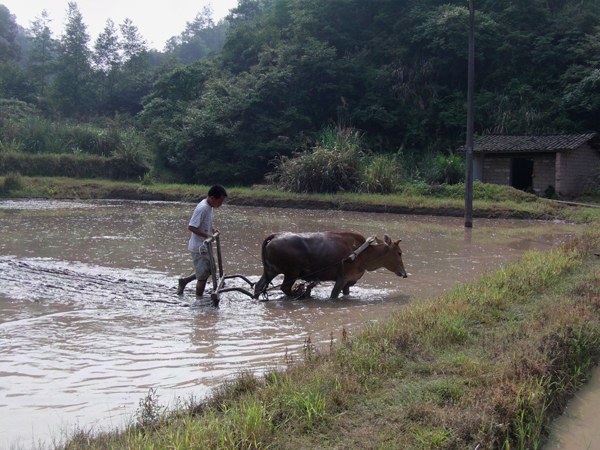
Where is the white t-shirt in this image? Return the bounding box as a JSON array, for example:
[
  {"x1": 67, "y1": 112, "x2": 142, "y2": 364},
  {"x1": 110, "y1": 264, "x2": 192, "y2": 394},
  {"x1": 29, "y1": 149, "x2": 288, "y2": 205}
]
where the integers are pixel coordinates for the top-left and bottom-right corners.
[{"x1": 187, "y1": 198, "x2": 214, "y2": 252}]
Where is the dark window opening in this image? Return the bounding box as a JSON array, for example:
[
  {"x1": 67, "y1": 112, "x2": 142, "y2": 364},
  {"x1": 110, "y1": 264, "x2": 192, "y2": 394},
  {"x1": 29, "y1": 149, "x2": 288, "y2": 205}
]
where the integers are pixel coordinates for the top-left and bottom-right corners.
[{"x1": 511, "y1": 157, "x2": 534, "y2": 191}]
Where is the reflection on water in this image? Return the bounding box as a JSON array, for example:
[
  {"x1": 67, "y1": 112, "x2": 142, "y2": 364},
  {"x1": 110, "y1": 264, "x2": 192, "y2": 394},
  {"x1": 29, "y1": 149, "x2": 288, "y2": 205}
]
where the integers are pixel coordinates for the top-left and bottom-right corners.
[{"x1": 0, "y1": 199, "x2": 579, "y2": 447}]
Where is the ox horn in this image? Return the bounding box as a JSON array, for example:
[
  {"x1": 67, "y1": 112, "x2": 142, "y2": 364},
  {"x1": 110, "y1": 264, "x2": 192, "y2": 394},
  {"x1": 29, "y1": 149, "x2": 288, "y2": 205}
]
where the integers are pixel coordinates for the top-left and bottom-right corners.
[{"x1": 383, "y1": 234, "x2": 392, "y2": 247}]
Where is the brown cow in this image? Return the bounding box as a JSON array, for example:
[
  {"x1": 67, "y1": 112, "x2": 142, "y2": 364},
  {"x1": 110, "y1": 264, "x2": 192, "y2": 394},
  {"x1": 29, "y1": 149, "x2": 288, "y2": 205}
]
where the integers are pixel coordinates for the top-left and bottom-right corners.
[{"x1": 254, "y1": 231, "x2": 407, "y2": 299}]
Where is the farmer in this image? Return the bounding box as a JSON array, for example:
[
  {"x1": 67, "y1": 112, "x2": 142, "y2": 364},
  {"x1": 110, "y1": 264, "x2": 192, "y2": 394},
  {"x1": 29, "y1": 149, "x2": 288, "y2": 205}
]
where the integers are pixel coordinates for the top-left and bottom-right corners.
[{"x1": 177, "y1": 184, "x2": 228, "y2": 296}]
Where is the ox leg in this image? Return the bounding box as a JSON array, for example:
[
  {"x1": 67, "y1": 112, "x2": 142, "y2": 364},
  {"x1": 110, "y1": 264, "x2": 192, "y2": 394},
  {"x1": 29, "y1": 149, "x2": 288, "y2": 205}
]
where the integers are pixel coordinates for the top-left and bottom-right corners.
[
  {"x1": 342, "y1": 281, "x2": 356, "y2": 297},
  {"x1": 330, "y1": 276, "x2": 345, "y2": 299},
  {"x1": 254, "y1": 273, "x2": 275, "y2": 298},
  {"x1": 301, "y1": 280, "x2": 319, "y2": 299},
  {"x1": 281, "y1": 273, "x2": 298, "y2": 297}
]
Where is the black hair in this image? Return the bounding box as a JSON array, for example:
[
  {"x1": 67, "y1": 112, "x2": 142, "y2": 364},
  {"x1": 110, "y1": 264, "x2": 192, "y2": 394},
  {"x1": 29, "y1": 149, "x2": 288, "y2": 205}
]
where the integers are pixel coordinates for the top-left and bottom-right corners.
[{"x1": 208, "y1": 184, "x2": 228, "y2": 199}]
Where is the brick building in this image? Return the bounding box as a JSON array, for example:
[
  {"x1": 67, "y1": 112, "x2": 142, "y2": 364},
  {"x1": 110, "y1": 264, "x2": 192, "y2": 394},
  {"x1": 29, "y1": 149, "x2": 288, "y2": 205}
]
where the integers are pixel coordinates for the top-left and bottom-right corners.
[{"x1": 459, "y1": 133, "x2": 600, "y2": 197}]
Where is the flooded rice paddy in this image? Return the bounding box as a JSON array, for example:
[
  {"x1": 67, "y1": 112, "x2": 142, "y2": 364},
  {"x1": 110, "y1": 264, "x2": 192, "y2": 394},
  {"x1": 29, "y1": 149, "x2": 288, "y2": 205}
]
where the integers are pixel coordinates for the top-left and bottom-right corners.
[{"x1": 0, "y1": 199, "x2": 582, "y2": 448}]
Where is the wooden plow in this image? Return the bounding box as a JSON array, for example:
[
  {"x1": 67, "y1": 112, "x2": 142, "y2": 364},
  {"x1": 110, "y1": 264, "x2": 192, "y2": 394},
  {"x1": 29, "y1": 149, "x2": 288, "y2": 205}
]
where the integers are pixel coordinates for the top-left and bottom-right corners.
[{"x1": 204, "y1": 232, "x2": 255, "y2": 307}]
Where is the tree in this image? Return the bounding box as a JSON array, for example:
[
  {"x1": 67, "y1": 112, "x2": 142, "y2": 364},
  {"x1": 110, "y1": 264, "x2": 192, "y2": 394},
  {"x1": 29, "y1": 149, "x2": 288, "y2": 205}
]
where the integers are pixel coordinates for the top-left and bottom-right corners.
[
  {"x1": 164, "y1": 6, "x2": 228, "y2": 64},
  {"x1": 27, "y1": 10, "x2": 57, "y2": 98},
  {"x1": 0, "y1": 5, "x2": 31, "y2": 100},
  {"x1": 93, "y1": 18, "x2": 121, "y2": 73},
  {"x1": 138, "y1": 0, "x2": 600, "y2": 185},
  {"x1": 52, "y1": 2, "x2": 92, "y2": 115},
  {"x1": 0, "y1": 59, "x2": 31, "y2": 100},
  {"x1": 181, "y1": 5, "x2": 215, "y2": 41},
  {"x1": 93, "y1": 18, "x2": 121, "y2": 106},
  {"x1": 106, "y1": 18, "x2": 152, "y2": 115},
  {"x1": 120, "y1": 18, "x2": 147, "y2": 72},
  {"x1": 226, "y1": 0, "x2": 265, "y2": 28},
  {"x1": 0, "y1": 4, "x2": 20, "y2": 62}
]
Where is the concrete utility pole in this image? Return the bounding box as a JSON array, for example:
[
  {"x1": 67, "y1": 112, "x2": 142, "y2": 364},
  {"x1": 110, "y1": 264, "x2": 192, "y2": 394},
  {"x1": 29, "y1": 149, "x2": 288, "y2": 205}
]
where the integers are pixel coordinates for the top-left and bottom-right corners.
[{"x1": 465, "y1": 0, "x2": 475, "y2": 228}]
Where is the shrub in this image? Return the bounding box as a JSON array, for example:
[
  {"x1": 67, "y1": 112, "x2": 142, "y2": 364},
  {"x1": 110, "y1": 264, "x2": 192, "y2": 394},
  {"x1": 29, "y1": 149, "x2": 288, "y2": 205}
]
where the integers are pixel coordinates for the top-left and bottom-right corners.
[
  {"x1": 270, "y1": 126, "x2": 363, "y2": 193},
  {"x1": 0, "y1": 172, "x2": 23, "y2": 194},
  {"x1": 0, "y1": 138, "x2": 24, "y2": 153},
  {"x1": 543, "y1": 185, "x2": 558, "y2": 199},
  {"x1": 111, "y1": 127, "x2": 152, "y2": 165},
  {"x1": 136, "y1": 388, "x2": 164, "y2": 427},
  {"x1": 0, "y1": 153, "x2": 150, "y2": 180},
  {"x1": 426, "y1": 151, "x2": 465, "y2": 185},
  {"x1": 271, "y1": 126, "x2": 411, "y2": 194},
  {"x1": 359, "y1": 153, "x2": 404, "y2": 194},
  {"x1": 0, "y1": 99, "x2": 39, "y2": 122},
  {"x1": 140, "y1": 171, "x2": 155, "y2": 186},
  {"x1": 0, "y1": 113, "x2": 150, "y2": 159}
]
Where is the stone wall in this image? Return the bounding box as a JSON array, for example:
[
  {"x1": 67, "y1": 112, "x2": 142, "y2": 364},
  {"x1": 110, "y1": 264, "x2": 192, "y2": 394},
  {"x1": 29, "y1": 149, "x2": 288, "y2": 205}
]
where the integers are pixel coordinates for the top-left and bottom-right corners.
[
  {"x1": 482, "y1": 155, "x2": 511, "y2": 185},
  {"x1": 556, "y1": 144, "x2": 600, "y2": 196},
  {"x1": 532, "y1": 153, "x2": 556, "y2": 195}
]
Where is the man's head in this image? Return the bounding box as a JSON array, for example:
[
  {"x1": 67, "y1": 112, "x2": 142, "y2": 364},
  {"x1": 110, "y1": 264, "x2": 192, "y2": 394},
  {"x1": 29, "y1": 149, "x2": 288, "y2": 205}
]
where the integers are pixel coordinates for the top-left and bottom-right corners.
[{"x1": 207, "y1": 184, "x2": 228, "y2": 208}]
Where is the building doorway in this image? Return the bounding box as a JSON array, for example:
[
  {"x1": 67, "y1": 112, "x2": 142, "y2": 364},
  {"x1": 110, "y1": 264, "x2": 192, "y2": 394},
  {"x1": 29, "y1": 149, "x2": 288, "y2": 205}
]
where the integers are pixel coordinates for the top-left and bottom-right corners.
[{"x1": 511, "y1": 157, "x2": 534, "y2": 191}]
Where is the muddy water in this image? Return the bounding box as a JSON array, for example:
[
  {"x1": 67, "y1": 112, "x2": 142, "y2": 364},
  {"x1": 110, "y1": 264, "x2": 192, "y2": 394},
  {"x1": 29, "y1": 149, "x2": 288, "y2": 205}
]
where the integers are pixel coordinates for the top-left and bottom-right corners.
[
  {"x1": 0, "y1": 199, "x2": 580, "y2": 448},
  {"x1": 543, "y1": 365, "x2": 600, "y2": 449}
]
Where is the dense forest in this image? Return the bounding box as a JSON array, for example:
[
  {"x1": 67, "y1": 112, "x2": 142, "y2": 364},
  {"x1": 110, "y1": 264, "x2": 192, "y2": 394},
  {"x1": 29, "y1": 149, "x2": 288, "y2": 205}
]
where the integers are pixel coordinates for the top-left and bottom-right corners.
[{"x1": 2, "y1": 0, "x2": 600, "y2": 186}]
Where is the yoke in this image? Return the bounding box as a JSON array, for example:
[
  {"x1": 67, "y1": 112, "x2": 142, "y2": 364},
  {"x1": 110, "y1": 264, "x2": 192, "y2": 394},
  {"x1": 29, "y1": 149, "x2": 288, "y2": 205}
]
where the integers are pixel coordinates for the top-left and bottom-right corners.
[
  {"x1": 345, "y1": 236, "x2": 376, "y2": 261},
  {"x1": 204, "y1": 232, "x2": 255, "y2": 307}
]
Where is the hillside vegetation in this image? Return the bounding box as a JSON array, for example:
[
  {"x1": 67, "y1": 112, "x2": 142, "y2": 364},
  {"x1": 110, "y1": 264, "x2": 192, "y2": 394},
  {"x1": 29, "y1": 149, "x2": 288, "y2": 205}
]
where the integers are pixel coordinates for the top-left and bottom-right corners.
[
  {"x1": 139, "y1": 0, "x2": 600, "y2": 184},
  {"x1": 2, "y1": 0, "x2": 600, "y2": 188}
]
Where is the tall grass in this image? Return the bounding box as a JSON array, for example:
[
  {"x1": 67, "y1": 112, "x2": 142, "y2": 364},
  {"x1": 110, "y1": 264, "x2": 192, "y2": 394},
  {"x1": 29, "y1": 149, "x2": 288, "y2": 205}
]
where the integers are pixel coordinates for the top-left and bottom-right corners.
[
  {"x1": 359, "y1": 152, "x2": 404, "y2": 194},
  {"x1": 397, "y1": 180, "x2": 540, "y2": 202},
  {"x1": 270, "y1": 126, "x2": 364, "y2": 193},
  {"x1": 271, "y1": 126, "x2": 404, "y2": 194},
  {"x1": 0, "y1": 111, "x2": 151, "y2": 180},
  {"x1": 0, "y1": 116, "x2": 144, "y2": 158},
  {"x1": 425, "y1": 151, "x2": 465, "y2": 185},
  {"x1": 0, "y1": 152, "x2": 150, "y2": 180},
  {"x1": 0, "y1": 172, "x2": 23, "y2": 194},
  {"x1": 270, "y1": 127, "x2": 471, "y2": 194}
]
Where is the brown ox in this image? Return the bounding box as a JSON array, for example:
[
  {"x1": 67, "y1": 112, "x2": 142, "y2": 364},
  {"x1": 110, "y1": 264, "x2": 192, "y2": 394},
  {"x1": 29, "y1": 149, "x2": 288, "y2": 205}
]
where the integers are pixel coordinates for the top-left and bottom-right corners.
[{"x1": 254, "y1": 231, "x2": 407, "y2": 299}]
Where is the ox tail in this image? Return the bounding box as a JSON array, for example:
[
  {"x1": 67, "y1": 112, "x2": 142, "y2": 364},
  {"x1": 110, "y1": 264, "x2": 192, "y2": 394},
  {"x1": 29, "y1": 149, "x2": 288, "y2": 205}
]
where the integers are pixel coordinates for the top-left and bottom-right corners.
[
  {"x1": 254, "y1": 234, "x2": 277, "y2": 299},
  {"x1": 261, "y1": 234, "x2": 276, "y2": 269}
]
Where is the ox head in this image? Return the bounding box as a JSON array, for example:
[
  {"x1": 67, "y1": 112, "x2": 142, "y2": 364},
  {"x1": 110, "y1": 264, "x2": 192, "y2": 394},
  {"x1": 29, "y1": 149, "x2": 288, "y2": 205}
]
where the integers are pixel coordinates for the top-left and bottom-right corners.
[{"x1": 379, "y1": 234, "x2": 408, "y2": 278}]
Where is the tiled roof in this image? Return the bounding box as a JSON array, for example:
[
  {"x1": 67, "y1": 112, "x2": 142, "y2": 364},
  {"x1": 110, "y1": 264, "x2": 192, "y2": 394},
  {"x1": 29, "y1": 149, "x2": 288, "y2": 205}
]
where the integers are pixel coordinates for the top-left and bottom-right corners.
[{"x1": 457, "y1": 133, "x2": 598, "y2": 152}]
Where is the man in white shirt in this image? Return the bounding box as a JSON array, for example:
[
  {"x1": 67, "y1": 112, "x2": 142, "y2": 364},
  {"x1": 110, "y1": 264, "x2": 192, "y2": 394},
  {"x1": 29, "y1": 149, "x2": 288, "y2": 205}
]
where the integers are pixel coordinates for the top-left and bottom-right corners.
[{"x1": 177, "y1": 184, "x2": 228, "y2": 296}]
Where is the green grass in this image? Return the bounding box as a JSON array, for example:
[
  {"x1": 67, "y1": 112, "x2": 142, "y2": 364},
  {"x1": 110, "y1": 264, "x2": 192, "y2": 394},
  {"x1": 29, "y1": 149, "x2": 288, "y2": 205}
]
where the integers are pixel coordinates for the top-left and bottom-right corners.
[
  {"x1": 45, "y1": 221, "x2": 600, "y2": 450},
  {"x1": 2, "y1": 176, "x2": 600, "y2": 223}
]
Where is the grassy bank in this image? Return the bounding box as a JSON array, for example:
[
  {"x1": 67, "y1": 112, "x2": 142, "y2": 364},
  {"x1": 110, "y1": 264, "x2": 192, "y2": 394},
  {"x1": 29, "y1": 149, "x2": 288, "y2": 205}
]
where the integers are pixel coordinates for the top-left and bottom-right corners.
[
  {"x1": 55, "y1": 216, "x2": 600, "y2": 449},
  {"x1": 2, "y1": 175, "x2": 600, "y2": 223}
]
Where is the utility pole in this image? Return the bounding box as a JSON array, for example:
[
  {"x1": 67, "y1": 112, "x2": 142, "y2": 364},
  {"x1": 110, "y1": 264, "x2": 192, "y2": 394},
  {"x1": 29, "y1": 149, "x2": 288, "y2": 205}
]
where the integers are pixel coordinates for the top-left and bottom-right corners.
[{"x1": 465, "y1": 0, "x2": 475, "y2": 228}]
